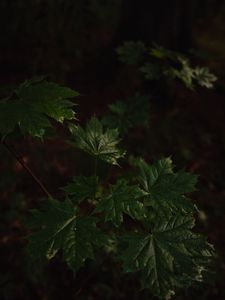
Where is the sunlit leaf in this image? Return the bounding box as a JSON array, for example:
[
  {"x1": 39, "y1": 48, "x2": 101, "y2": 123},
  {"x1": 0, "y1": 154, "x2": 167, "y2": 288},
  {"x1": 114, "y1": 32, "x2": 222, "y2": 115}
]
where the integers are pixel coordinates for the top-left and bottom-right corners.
[{"x1": 71, "y1": 116, "x2": 125, "y2": 165}]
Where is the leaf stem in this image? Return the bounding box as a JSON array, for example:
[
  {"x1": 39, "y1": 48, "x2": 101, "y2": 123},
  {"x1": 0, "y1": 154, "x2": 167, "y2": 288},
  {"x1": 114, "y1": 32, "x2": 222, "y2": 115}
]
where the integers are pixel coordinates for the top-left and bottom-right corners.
[
  {"x1": 2, "y1": 139, "x2": 52, "y2": 199},
  {"x1": 94, "y1": 157, "x2": 98, "y2": 177}
]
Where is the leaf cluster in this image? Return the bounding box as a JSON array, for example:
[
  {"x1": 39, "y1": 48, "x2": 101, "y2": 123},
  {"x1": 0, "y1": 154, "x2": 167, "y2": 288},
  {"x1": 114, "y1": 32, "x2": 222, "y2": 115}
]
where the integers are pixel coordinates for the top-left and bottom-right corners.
[
  {"x1": 117, "y1": 42, "x2": 217, "y2": 90},
  {"x1": 102, "y1": 93, "x2": 151, "y2": 135},
  {"x1": 27, "y1": 151, "x2": 214, "y2": 299},
  {"x1": 0, "y1": 77, "x2": 215, "y2": 299}
]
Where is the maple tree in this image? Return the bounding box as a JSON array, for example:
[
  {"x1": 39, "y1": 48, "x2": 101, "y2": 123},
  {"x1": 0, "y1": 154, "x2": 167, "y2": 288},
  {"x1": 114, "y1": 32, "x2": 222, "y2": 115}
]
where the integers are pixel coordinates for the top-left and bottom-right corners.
[{"x1": 0, "y1": 77, "x2": 215, "y2": 299}]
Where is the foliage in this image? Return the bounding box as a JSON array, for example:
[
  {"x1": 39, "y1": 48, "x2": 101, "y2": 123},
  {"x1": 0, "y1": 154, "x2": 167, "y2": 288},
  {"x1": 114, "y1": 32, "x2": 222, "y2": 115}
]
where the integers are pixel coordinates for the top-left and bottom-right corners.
[
  {"x1": 70, "y1": 116, "x2": 126, "y2": 165},
  {"x1": 116, "y1": 41, "x2": 147, "y2": 65},
  {"x1": 102, "y1": 93, "x2": 150, "y2": 135},
  {"x1": 0, "y1": 78, "x2": 215, "y2": 299},
  {"x1": 117, "y1": 42, "x2": 217, "y2": 90},
  {"x1": 26, "y1": 198, "x2": 106, "y2": 272},
  {"x1": 135, "y1": 157, "x2": 198, "y2": 216},
  {"x1": 95, "y1": 179, "x2": 146, "y2": 226},
  {"x1": 63, "y1": 175, "x2": 98, "y2": 203},
  {"x1": 122, "y1": 214, "x2": 214, "y2": 299},
  {"x1": 0, "y1": 77, "x2": 79, "y2": 139}
]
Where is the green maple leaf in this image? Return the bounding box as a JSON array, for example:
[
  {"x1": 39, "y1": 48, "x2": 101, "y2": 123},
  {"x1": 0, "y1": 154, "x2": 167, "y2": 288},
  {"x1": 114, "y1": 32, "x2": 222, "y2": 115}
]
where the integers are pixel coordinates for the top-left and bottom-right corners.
[
  {"x1": 26, "y1": 198, "x2": 105, "y2": 272},
  {"x1": 95, "y1": 179, "x2": 146, "y2": 226},
  {"x1": 140, "y1": 62, "x2": 162, "y2": 81},
  {"x1": 168, "y1": 57, "x2": 195, "y2": 89},
  {"x1": 0, "y1": 78, "x2": 79, "y2": 138},
  {"x1": 193, "y1": 67, "x2": 217, "y2": 89},
  {"x1": 71, "y1": 116, "x2": 125, "y2": 165},
  {"x1": 122, "y1": 214, "x2": 214, "y2": 299},
  {"x1": 116, "y1": 41, "x2": 146, "y2": 65},
  {"x1": 62, "y1": 176, "x2": 98, "y2": 203},
  {"x1": 102, "y1": 94, "x2": 150, "y2": 135},
  {"x1": 136, "y1": 157, "x2": 198, "y2": 215}
]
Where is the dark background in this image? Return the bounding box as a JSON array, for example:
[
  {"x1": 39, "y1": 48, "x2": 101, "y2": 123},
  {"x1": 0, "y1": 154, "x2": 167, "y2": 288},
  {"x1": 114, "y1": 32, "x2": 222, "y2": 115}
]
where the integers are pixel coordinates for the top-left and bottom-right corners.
[{"x1": 0, "y1": 1, "x2": 225, "y2": 299}]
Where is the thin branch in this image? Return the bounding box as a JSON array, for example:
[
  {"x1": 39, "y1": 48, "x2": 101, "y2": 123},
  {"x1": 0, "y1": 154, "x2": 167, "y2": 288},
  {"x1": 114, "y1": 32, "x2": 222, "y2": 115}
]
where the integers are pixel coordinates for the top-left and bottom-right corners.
[
  {"x1": 94, "y1": 157, "x2": 98, "y2": 177},
  {"x1": 2, "y1": 139, "x2": 52, "y2": 199}
]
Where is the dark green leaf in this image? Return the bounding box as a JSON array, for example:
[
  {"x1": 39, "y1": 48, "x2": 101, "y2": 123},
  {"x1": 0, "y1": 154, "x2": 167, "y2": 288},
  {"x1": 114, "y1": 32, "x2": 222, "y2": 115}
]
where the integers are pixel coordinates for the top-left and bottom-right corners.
[
  {"x1": 136, "y1": 158, "x2": 197, "y2": 215},
  {"x1": 63, "y1": 176, "x2": 98, "y2": 203},
  {"x1": 140, "y1": 63, "x2": 162, "y2": 80},
  {"x1": 26, "y1": 198, "x2": 105, "y2": 272},
  {"x1": 95, "y1": 179, "x2": 146, "y2": 226},
  {"x1": 0, "y1": 79, "x2": 79, "y2": 138},
  {"x1": 102, "y1": 94, "x2": 150, "y2": 135},
  {"x1": 122, "y1": 214, "x2": 214, "y2": 299},
  {"x1": 116, "y1": 41, "x2": 146, "y2": 65},
  {"x1": 71, "y1": 116, "x2": 125, "y2": 165}
]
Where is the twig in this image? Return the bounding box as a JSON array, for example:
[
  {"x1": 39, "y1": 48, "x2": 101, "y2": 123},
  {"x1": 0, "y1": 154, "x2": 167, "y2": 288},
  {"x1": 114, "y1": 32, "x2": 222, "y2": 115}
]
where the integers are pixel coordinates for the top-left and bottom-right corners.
[
  {"x1": 94, "y1": 157, "x2": 98, "y2": 177},
  {"x1": 2, "y1": 139, "x2": 52, "y2": 199}
]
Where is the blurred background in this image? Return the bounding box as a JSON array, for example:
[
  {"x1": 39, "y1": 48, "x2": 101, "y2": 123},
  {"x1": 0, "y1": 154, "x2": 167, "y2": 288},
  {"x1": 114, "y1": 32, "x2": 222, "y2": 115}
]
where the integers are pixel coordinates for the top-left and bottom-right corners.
[{"x1": 0, "y1": 1, "x2": 225, "y2": 299}]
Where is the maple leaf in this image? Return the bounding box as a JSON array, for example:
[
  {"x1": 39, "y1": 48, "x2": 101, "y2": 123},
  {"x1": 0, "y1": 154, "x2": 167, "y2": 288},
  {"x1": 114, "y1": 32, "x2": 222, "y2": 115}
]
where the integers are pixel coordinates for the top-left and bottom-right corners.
[
  {"x1": 193, "y1": 67, "x2": 217, "y2": 89},
  {"x1": 95, "y1": 179, "x2": 146, "y2": 226},
  {"x1": 62, "y1": 176, "x2": 98, "y2": 203},
  {"x1": 122, "y1": 214, "x2": 214, "y2": 299},
  {"x1": 140, "y1": 62, "x2": 162, "y2": 80},
  {"x1": 116, "y1": 41, "x2": 146, "y2": 65},
  {"x1": 135, "y1": 157, "x2": 198, "y2": 215},
  {"x1": 117, "y1": 41, "x2": 217, "y2": 90},
  {"x1": 26, "y1": 198, "x2": 105, "y2": 272},
  {"x1": 102, "y1": 94, "x2": 150, "y2": 135},
  {"x1": 0, "y1": 78, "x2": 79, "y2": 138},
  {"x1": 71, "y1": 116, "x2": 125, "y2": 165}
]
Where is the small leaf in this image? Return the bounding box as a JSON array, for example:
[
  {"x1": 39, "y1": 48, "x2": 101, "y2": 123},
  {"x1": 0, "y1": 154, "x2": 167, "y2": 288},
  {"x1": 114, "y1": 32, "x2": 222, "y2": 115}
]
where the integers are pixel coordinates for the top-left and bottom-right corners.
[
  {"x1": 193, "y1": 67, "x2": 217, "y2": 89},
  {"x1": 71, "y1": 116, "x2": 125, "y2": 165},
  {"x1": 170, "y1": 57, "x2": 195, "y2": 89}
]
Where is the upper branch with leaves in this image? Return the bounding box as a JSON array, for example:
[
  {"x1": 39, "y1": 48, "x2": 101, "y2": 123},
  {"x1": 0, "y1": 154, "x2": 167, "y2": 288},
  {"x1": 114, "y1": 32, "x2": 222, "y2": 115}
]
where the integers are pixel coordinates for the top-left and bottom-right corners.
[{"x1": 116, "y1": 42, "x2": 217, "y2": 90}]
